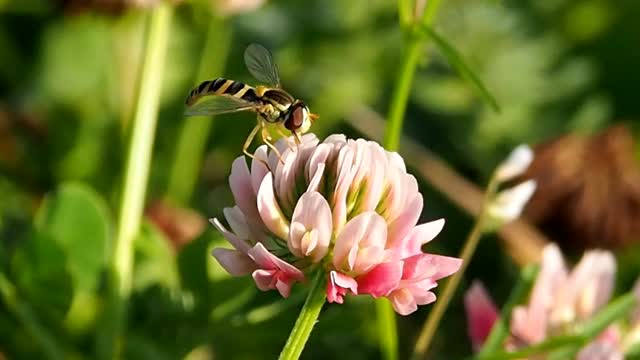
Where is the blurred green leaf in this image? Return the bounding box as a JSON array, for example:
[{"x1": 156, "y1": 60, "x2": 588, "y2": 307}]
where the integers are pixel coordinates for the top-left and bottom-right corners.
[
  {"x1": 417, "y1": 24, "x2": 500, "y2": 112},
  {"x1": 11, "y1": 230, "x2": 73, "y2": 321},
  {"x1": 133, "y1": 221, "x2": 179, "y2": 291},
  {"x1": 35, "y1": 182, "x2": 112, "y2": 293}
]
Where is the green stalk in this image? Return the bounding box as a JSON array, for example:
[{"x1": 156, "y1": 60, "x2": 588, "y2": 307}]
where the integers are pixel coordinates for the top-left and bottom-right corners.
[
  {"x1": 379, "y1": 1, "x2": 444, "y2": 358},
  {"x1": 0, "y1": 273, "x2": 64, "y2": 360},
  {"x1": 166, "y1": 18, "x2": 232, "y2": 204},
  {"x1": 477, "y1": 265, "x2": 538, "y2": 357},
  {"x1": 278, "y1": 271, "x2": 326, "y2": 360},
  {"x1": 411, "y1": 176, "x2": 500, "y2": 359},
  {"x1": 376, "y1": 298, "x2": 399, "y2": 360},
  {"x1": 100, "y1": 4, "x2": 173, "y2": 358},
  {"x1": 383, "y1": 39, "x2": 423, "y2": 151}
]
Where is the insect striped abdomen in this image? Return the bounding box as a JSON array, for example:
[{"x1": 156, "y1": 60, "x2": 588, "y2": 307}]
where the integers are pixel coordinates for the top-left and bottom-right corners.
[{"x1": 185, "y1": 78, "x2": 259, "y2": 106}]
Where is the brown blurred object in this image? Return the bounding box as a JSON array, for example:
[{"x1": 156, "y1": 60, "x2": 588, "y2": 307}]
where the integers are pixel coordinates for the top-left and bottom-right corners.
[
  {"x1": 145, "y1": 200, "x2": 207, "y2": 251},
  {"x1": 0, "y1": 107, "x2": 47, "y2": 170},
  {"x1": 522, "y1": 125, "x2": 640, "y2": 250}
]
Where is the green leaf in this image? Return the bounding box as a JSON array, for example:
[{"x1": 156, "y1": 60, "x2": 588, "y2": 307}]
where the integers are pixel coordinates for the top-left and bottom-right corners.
[
  {"x1": 417, "y1": 24, "x2": 501, "y2": 112},
  {"x1": 11, "y1": 230, "x2": 73, "y2": 321},
  {"x1": 35, "y1": 182, "x2": 112, "y2": 293},
  {"x1": 133, "y1": 221, "x2": 179, "y2": 292}
]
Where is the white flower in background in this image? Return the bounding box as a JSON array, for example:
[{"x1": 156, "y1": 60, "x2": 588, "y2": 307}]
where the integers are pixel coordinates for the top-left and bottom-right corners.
[
  {"x1": 487, "y1": 180, "x2": 537, "y2": 224},
  {"x1": 494, "y1": 144, "x2": 534, "y2": 182}
]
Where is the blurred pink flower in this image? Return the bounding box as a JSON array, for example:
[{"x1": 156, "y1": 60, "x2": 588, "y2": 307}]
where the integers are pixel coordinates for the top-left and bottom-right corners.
[
  {"x1": 464, "y1": 243, "x2": 629, "y2": 357},
  {"x1": 464, "y1": 281, "x2": 499, "y2": 351},
  {"x1": 211, "y1": 134, "x2": 461, "y2": 315}
]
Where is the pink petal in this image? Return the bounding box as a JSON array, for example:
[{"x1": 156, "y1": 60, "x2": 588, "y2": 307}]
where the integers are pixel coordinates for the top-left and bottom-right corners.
[
  {"x1": 357, "y1": 261, "x2": 404, "y2": 297},
  {"x1": 210, "y1": 217, "x2": 250, "y2": 253},
  {"x1": 248, "y1": 243, "x2": 304, "y2": 298},
  {"x1": 358, "y1": 143, "x2": 387, "y2": 212},
  {"x1": 229, "y1": 157, "x2": 259, "y2": 220},
  {"x1": 223, "y1": 207, "x2": 250, "y2": 241},
  {"x1": 251, "y1": 145, "x2": 270, "y2": 193},
  {"x1": 331, "y1": 146, "x2": 356, "y2": 234},
  {"x1": 394, "y1": 219, "x2": 445, "y2": 259},
  {"x1": 332, "y1": 212, "x2": 388, "y2": 275},
  {"x1": 464, "y1": 281, "x2": 499, "y2": 351},
  {"x1": 257, "y1": 173, "x2": 290, "y2": 240},
  {"x1": 306, "y1": 143, "x2": 331, "y2": 184},
  {"x1": 211, "y1": 248, "x2": 256, "y2": 276},
  {"x1": 576, "y1": 340, "x2": 623, "y2": 360},
  {"x1": 247, "y1": 243, "x2": 304, "y2": 279},
  {"x1": 571, "y1": 250, "x2": 616, "y2": 320},
  {"x1": 288, "y1": 192, "x2": 332, "y2": 262},
  {"x1": 306, "y1": 163, "x2": 325, "y2": 193},
  {"x1": 402, "y1": 254, "x2": 462, "y2": 282},
  {"x1": 387, "y1": 195, "x2": 423, "y2": 248},
  {"x1": 514, "y1": 243, "x2": 565, "y2": 343},
  {"x1": 387, "y1": 288, "x2": 423, "y2": 316},
  {"x1": 631, "y1": 278, "x2": 640, "y2": 325},
  {"x1": 327, "y1": 271, "x2": 358, "y2": 304}
]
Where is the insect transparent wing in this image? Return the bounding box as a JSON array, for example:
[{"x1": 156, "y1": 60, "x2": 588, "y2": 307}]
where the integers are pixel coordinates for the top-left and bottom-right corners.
[
  {"x1": 184, "y1": 95, "x2": 257, "y2": 116},
  {"x1": 244, "y1": 43, "x2": 281, "y2": 87}
]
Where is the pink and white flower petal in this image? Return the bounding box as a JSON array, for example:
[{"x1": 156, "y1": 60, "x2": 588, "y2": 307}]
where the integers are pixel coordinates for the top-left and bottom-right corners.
[
  {"x1": 288, "y1": 192, "x2": 332, "y2": 262},
  {"x1": 211, "y1": 248, "x2": 256, "y2": 276},
  {"x1": 230, "y1": 157, "x2": 260, "y2": 220},
  {"x1": 464, "y1": 281, "x2": 500, "y2": 351},
  {"x1": 332, "y1": 212, "x2": 388, "y2": 275},
  {"x1": 210, "y1": 217, "x2": 251, "y2": 253},
  {"x1": 327, "y1": 271, "x2": 358, "y2": 304},
  {"x1": 357, "y1": 261, "x2": 404, "y2": 297},
  {"x1": 257, "y1": 173, "x2": 290, "y2": 240},
  {"x1": 394, "y1": 219, "x2": 445, "y2": 259},
  {"x1": 247, "y1": 243, "x2": 305, "y2": 298}
]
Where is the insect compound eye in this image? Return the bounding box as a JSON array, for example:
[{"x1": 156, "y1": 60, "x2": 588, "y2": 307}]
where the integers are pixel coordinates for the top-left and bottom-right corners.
[{"x1": 285, "y1": 104, "x2": 305, "y2": 130}]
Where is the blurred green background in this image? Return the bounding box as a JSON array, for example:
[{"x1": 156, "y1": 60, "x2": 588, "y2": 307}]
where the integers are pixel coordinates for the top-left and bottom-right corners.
[{"x1": 1, "y1": 0, "x2": 639, "y2": 359}]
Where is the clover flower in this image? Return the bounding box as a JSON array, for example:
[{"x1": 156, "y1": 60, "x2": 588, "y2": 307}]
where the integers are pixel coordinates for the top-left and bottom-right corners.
[
  {"x1": 211, "y1": 134, "x2": 461, "y2": 315},
  {"x1": 464, "y1": 243, "x2": 640, "y2": 358}
]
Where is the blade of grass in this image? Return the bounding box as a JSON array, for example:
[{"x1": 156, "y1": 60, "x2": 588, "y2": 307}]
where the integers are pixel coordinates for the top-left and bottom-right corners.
[
  {"x1": 416, "y1": 24, "x2": 500, "y2": 112},
  {"x1": 477, "y1": 265, "x2": 539, "y2": 357},
  {"x1": 98, "y1": 4, "x2": 173, "y2": 359},
  {"x1": 166, "y1": 17, "x2": 231, "y2": 204},
  {"x1": 477, "y1": 293, "x2": 637, "y2": 360},
  {"x1": 381, "y1": 0, "x2": 444, "y2": 357}
]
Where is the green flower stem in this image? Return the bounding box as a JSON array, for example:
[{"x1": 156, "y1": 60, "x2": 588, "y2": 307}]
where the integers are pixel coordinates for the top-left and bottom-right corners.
[
  {"x1": 166, "y1": 18, "x2": 231, "y2": 204},
  {"x1": 479, "y1": 335, "x2": 583, "y2": 360},
  {"x1": 412, "y1": 176, "x2": 500, "y2": 359},
  {"x1": 477, "y1": 265, "x2": 539, "y2": 357},
  {"x1": 380, "y1": 1, "x2": 444, "y2": 358},
  {"x1": 102, "y1": 3, "x2": 172, "y2": 358},
  {"x1": 376, "y1": 298, "x2": 399, "y2": 360},
  {"x1": 383, "y1": 39, "x2": 422, "y2": 151},
  {"x1": 0, "y1": 273, "x2": 64, "y2": 360},
  {"x1": 278, "y1": 271, "x2": 326, "y2": 360}
]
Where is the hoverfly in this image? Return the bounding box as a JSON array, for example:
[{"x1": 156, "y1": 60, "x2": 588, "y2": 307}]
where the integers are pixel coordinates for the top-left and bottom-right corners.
[{"x1": 184, "y1": 43, "x2": 319, "y2": 161}]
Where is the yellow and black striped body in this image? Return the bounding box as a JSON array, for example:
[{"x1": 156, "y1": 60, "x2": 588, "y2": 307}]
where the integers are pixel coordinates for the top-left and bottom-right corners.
[
  {"x1": 186, "y1": 78, "x2": 260, "y2": 106},
  {"x1": 185, "y1": 78, "x2": 298, "y2": 124}
]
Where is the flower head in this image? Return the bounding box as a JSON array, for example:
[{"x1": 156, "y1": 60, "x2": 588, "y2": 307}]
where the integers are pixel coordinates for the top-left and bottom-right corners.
[
  {"x1": 464, "y1": 243, "x2": 634, "y2": 356},
  {"x1": 211, "y1": 134, "x2": 461, "y2": 315}
]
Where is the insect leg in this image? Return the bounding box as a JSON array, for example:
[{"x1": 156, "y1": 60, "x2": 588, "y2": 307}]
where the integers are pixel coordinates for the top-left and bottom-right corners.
[
  {"x1": 276, "y1": 127, "x2": 297, "y2": 152},
  {"x1": 293, "y1": 130, "x2": 303, "y2": 145},
  {"x1": 243, "y1": 123, "x2": 261, "y2": 159},
  {"x1": 260, "y1": 121, "x2": 284, "y2": 164}
]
